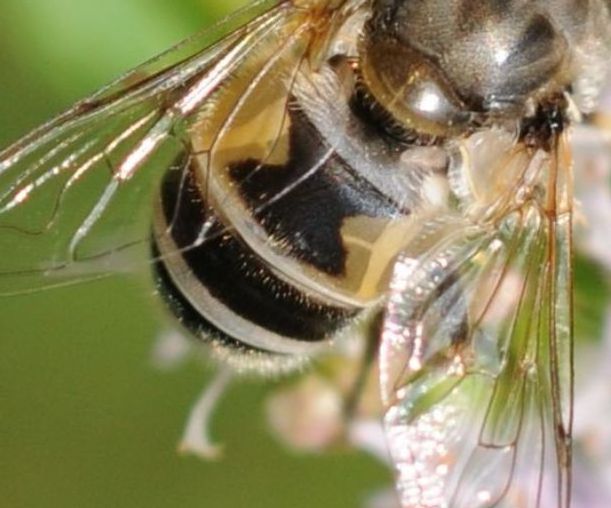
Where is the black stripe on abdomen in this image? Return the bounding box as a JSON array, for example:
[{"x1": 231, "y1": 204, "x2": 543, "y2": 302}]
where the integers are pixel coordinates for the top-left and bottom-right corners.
[{"x1": 152, "y1": 159, "x2": 355, "y2": 353}]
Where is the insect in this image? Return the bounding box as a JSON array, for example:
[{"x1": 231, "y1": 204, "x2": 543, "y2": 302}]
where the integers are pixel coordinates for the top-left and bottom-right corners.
[{"x1": 1, "y1": 0, "x2": 610, "y2": 506}]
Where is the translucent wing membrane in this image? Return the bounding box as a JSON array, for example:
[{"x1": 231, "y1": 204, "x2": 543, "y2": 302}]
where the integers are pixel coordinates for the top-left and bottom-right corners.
[
  {"x1": 0, "y1": 1, "x2": 582, "y2": 505},
  {"x1": 380, "y1": 136, "x2": 574, "y2": 508},
  {"x1": 0, "y1": 0, "x2": 325, "y2": 295}
]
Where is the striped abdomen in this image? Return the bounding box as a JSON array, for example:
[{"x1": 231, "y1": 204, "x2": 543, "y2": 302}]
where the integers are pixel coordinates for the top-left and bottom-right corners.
[{"x1": 152, "y1": 102, "x2": 411, "y2": 367}]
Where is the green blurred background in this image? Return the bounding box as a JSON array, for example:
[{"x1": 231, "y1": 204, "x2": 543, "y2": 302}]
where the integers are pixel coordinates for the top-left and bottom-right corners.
[{"x1": 0, "y1": 2, "x2": 390, "y2": 507}]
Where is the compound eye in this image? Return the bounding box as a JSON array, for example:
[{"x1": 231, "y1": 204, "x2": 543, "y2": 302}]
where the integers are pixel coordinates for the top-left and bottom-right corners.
[{"x1": 360, "y1": 35, "x2": 470, "y2": 137}]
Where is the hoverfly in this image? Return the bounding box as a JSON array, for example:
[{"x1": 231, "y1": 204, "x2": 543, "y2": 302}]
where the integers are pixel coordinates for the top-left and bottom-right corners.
[{"x1": 1, "y1": 0, "x2": 610, "y2": 506}]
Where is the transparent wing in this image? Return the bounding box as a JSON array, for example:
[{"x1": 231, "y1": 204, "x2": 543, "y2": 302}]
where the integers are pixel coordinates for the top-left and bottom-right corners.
[
  {"x1": 0, "y1": 0, "x2": 340, "y2": 295},
  {"x1": 380, "y1": 134, "x2": 574, "y2": 508}
]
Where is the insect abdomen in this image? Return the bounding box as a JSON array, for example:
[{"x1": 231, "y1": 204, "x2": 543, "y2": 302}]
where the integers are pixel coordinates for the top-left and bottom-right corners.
[
  {"x1": 154, "y1": 157, "x2": 358, "y2": 356},
  {"x1": 152, "y1": 105, "x2": 406, "y2": 361}
]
